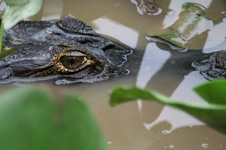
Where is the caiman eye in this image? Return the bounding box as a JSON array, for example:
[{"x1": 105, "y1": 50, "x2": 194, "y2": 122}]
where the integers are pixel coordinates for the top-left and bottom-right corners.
[
  {"x1": 61, "y1": 56, "x2": 86, "y2": 69},
  {"x1": 56, "y1": 51, "x2": 94, "y2": 73}
]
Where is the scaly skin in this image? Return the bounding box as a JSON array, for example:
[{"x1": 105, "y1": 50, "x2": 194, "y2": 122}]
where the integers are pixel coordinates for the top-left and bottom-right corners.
[
  {"x1": 192, "y1": 51, "x2": 226, "y2": 80},
  {"x1": 0, "y1": 16, "x2": 131, "y2": 84}
]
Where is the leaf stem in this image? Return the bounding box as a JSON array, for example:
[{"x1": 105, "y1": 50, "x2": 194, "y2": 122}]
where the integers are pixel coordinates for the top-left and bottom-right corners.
[{"x1": 0, "y1": 21, "x2": 4, "y2": 56}]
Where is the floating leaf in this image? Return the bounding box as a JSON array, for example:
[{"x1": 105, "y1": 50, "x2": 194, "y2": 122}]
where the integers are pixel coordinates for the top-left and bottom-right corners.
[
  {"x1": 148, "y1": 2, "x2": 226, "y2": 50},
  {"x1": 0, "y1": 87, "x2": 107, "y2": 150},
  {"x1": 110, "y1": 82, "x2": 226, "y2": 134},
  {"x1": 3, "y1": 0, "x2": 43, "y2": 30}
]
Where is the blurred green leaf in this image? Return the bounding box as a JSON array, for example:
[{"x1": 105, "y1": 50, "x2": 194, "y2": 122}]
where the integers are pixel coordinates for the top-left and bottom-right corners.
[
  {"x1": 3, "y1": 0, "x2": 43, "y2": 30},
  {"x1": 148, "y1": 2, "x2": 225, "y2": 50},
  {"x1": 110, "y1": 85, "x2": 226, "y2": 135},
  {"x1": 0, "y1": 21, "x2": 4, "y2": 55},
  {"x1": 194, "y1": 79, "x2": 226, "y2": 104},
  {"x1": 0, "y1": 87, "x2": 107, "y2": 150},
  {"x1": 5, "y1": 0, "x2": 29, "y2": 5}
]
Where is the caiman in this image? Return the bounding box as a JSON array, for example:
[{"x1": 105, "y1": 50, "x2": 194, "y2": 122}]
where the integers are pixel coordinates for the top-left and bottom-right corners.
[
  {"x1": 0, "y1": 16, "x2": 132, "y2": 84},
  {"x1": 192, "y1": 51, "x2": 226, "y2": 80}
]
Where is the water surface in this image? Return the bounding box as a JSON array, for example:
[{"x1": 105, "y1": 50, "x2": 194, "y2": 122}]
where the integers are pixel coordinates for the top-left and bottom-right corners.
[{"x1": 6, "y1": 0, "x2": 226, "y2": 149}]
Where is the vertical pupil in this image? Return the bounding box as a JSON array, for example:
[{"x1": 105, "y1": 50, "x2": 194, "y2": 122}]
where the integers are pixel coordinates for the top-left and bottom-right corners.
[
  {"x1": 68, "y1": 57, "x2": 75, "y2": 64},
  {"x1": 61, "y1": 56, "x2": 85, "y2": 69}
]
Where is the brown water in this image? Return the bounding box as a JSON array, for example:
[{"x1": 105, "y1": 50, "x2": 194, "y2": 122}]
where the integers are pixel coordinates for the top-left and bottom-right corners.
[{"x1": 5, "y1": 0, "x2": 226, "y2": 149}]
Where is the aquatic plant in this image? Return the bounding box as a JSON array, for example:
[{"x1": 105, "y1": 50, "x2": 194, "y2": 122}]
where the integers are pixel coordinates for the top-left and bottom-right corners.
[
  {"x1": 110, "y1": 79, "x2": 226, "y2": 135},
  {"x1": 0, "y1": 87, "x2": 107, "y2": 150},
  {"x1": 0, "y1": 0, "x2": 43, "y2": 54}
]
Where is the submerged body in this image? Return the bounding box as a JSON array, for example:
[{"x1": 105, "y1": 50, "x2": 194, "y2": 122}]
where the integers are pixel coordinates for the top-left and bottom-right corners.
[
  {"x1": 192, "y1": 51, "x2": 226, "y2": 80},
  {"x1": 0, "y1": 16, "x2": 131, "y2": 84}
]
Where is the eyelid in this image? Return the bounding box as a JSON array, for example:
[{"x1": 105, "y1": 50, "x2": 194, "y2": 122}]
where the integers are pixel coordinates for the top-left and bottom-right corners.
[
  {"x1": 54, "y1": 50, "x2": 95, "y2": 73},
  {"x1": 56, "y1": 58, "x2": 94, "y2": 73},
  {"x1": 63, "y1": 51, "x2": 87, "y2": 57}
]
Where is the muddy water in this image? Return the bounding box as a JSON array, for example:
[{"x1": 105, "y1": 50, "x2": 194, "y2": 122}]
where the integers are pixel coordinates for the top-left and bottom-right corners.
[{"x1": 19, "y1": 0, "x2": 226, "y2": 149}]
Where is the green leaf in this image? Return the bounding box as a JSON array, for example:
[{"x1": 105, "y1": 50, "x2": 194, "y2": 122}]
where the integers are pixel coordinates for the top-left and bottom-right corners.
[
  {"x1": 148, "y1": 2, "x2": 224, "y2": 50},
  {"x1": 5, "y1": 0, "x2": 29, "y2": 5},
  {"x1": 0, "y1": 87, "x2": 107, "y2": 150},
  {"x1": 110, "y1": 86, "x2": 226, "y2": 135},
  {"x1": 194, "y1": 79, "x2": 226, "y2": 104},
  {"x1": 0, "y1": 21, "x2": 4, "y2": 55},
  {"x1": 3, "y1": 0, "x2": 43, "y2": 30}
]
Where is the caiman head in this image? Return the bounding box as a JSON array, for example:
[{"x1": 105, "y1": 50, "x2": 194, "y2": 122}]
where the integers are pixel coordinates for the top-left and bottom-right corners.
[{"x1": 0, "y1": 16, "x2": 131, "y2": 84}]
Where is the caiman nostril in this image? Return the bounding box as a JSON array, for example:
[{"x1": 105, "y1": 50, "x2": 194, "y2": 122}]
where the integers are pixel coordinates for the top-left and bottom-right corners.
[{"x1": 0, "y1": 67, "x2": 12, "y2": 79}]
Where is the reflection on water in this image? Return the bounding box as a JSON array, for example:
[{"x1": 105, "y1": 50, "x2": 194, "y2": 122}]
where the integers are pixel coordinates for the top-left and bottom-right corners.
[
  {"x1": 92, "y1": 17, "x2": 139, "y2": 49},
  {"x1": 143, "y1": 71, "x2": 206, "y2": 131},
  {"x1": 136, "y1": 42, "x2": 171, "y2": 88},
  {"x1": 14, "y1": 0, "x2": 226, "y2": 149}
]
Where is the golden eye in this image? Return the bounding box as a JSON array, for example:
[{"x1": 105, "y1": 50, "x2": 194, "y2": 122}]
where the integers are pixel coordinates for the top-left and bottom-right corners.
[
  {"x1": 61, "y1": 56, "x2": 86, "y2": 69},
  {"x1": 54, "y1": 51, "x2": 94, "y2": 73}
]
